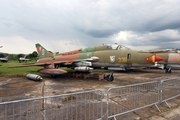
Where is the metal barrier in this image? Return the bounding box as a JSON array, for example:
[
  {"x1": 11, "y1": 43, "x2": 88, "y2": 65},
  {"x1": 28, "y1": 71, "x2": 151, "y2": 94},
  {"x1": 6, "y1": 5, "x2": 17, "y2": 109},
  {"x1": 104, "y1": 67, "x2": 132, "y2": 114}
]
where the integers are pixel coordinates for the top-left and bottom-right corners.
[
  {"x1": 160, "y1": 77, "x2": 180, "y2": 108},
  {"x1": 0, "y1": 90, "x2": 103, "y2": 120},
  {"x1": 106, "y1": 81, "x2": 160, "y2": 119},
  {"x1": 3, "y1": 78, "x2": 180, "y2": 120}
]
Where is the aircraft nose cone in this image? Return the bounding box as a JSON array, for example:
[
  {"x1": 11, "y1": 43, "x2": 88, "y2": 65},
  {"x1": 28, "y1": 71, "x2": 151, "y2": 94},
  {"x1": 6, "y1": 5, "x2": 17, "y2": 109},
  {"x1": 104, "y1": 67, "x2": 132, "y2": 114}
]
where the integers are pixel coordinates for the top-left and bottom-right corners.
[{"x1": 155, "y1": 56, "x2": 164, "y2": 61}]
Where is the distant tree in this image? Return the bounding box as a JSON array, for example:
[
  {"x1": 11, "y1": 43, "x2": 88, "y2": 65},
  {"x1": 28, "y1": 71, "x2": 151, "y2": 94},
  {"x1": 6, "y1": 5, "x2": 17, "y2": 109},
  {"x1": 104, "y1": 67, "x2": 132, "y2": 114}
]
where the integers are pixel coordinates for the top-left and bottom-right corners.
[
  {"x1": 13, "y1": 55, "x2": 18, "y2": 60},
  {"x1": 0, "y1": 53, "x2": 4, "y2": 58},
  {"x1": 26, "y1": 54, "x2": 31, "y2": 59},
  {"x1": 3, "y1": 53, "x2": 8, "y2": 57},
  {"x1": 17, "y1": 54, "x2": 24, "y2": 58},
  {"x1": 31, "y1": 51, "x2": 38, "y2": 57},
  {"x1": 8, "y1": 54, "x2": 14, "y2": 60},
  {"x1": 26, "y1": 51, "x2": 38, "y2": 59}
]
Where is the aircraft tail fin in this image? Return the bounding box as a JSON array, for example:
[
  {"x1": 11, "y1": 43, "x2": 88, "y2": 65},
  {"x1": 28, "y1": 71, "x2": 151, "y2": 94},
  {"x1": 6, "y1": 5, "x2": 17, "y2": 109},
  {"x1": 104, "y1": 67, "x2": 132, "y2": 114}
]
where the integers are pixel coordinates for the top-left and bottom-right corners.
[{"x1": 35, "y1": 43, "x2": 53, "y2": 58}]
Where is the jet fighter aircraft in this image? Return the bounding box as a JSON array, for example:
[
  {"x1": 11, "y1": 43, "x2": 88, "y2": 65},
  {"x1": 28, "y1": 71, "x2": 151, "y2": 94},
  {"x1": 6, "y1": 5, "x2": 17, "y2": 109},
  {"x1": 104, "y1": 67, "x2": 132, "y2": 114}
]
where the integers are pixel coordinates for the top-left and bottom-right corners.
[
  {"x1": 0, "y1": 56, "x2": 8, "y2": 63},
  {"x1": 18, "y1": 55, "x2": 30, "y2": 63},
  {"x1": 9, "y1": 43, "x2": 180, "y2": 81}
]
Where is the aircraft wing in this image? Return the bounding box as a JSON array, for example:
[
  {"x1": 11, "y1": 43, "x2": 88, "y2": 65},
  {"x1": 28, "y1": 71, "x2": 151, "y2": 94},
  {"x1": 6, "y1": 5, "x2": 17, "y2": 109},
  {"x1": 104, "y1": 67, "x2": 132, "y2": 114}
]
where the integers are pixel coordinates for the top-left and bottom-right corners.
[
  {"x1": 140, "y1": 49, "x2": 176, "y2": 53},
  {"x1": 139, "y1": 50, "x2": 165, "y2": 53},
  {"x1": 8, "y1": 62, "x2": 51, "y2": 68},
  {"x1": 54, "y1": 57, "x2": 99, "y2": 65},
  {"x1": 9, "y1": 60, "x2": 83, "y2": 68},
  {"x1": 54, "y1": 60, "x2": 74, "y2": 65},
  {"x1": 9, "y1": 56, "x2": 100, "y2": 68}
]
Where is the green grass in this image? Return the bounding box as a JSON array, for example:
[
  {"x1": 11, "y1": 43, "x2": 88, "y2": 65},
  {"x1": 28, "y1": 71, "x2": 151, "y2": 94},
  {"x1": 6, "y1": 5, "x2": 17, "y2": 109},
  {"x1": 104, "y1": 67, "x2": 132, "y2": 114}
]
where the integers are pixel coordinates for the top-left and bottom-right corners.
[
  {"x1": 0, "y1": 60, "x2": 108, "y2": 77},
  {"x1": 0, "y1": 60, "x2": 42, "y2": 77}
]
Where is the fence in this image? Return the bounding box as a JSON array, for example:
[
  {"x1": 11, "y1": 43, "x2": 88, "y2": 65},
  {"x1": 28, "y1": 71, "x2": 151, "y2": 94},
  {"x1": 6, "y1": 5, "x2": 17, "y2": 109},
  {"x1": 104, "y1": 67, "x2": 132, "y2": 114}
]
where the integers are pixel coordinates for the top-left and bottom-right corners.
[
  {"x1": 106, "y1": 81, "x2": 160, "y2": 119},
  {"x1": 2, "y1": 78, "x2": 180, "y2": 120},
  {"x1": 160, "y1": 77, "x2": 180, "y2": 108},
  {"x1": 0, "y1": 90, "x2": 103, "y2": 120}
]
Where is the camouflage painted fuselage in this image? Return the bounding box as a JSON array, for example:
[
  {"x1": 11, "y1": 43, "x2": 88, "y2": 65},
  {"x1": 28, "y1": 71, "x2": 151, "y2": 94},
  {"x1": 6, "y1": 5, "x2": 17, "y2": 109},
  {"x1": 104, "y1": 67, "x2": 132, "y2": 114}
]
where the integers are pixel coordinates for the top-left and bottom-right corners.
[
  {"x1": 9, "y1": 43, "x2": 180, "y2": 75},
  {"x1": 37, "y1": 44, "x2": 180, "y2": 70}
]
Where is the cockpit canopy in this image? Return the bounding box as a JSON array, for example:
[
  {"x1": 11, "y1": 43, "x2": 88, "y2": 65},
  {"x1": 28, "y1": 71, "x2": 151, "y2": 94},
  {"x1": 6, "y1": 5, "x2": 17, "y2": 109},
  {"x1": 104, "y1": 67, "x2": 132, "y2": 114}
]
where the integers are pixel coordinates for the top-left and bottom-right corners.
[
  {"x1": 79, "y1": 43, "x2": 130, "y2": 53},
  {"x1": 106, "y1": 44, "x2": 130, "y2": 50}
]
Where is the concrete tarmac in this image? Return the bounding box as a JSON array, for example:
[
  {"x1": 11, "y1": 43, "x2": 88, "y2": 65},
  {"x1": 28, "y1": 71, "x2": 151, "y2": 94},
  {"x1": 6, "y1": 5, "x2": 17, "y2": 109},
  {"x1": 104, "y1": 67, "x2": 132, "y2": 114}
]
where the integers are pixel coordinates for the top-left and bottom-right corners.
[{"x1": 0, "y1": 69, "x2": 180, "y2": 120}]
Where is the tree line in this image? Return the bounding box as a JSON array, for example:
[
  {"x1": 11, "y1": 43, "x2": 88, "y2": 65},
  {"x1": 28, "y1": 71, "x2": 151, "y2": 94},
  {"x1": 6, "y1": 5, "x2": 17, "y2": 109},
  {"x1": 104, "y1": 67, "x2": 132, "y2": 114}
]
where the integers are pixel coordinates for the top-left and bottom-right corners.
[{"x1": 0, "y1": 51, "x2": 38, "y2": 60}]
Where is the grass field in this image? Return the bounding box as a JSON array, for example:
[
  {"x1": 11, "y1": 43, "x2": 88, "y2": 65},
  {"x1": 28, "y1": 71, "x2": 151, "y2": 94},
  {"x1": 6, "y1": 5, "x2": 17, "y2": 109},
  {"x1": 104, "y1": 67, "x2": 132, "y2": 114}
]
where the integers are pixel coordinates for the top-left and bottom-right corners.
[
  {"x1": 0, "y1": 60, "x2": 108, "y2": 77},
  {"x1": 0, "y1": 60, "x2": 42, "y2": 77}
]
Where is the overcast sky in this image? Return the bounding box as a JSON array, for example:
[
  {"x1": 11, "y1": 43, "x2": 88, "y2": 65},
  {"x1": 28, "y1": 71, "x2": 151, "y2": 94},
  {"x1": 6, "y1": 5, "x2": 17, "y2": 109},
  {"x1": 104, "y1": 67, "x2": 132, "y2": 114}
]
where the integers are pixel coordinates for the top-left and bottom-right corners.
[{"x1": 0, "y1": 0, "x2": 180, "y2": 54}]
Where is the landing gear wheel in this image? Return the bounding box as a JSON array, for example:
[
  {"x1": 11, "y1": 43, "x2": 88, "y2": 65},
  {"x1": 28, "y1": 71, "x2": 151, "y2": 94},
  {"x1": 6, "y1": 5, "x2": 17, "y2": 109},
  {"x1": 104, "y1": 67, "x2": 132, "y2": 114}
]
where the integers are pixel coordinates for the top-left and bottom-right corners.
[
  {"x1": 51, "y1": 75, "x2": 57, "y2": 78},
  {"x1": 165, "y1": 68, "x2": 168, "y2": 73},
  {"x1": 165, "y1": 68, "x2": 171, "y2": 74},
  {"x1": 55, "y1": 65, "x2": 59, "y2": 69},
  {"x1": 107, "y1": 75, "x2": 114, "y2": 81}
]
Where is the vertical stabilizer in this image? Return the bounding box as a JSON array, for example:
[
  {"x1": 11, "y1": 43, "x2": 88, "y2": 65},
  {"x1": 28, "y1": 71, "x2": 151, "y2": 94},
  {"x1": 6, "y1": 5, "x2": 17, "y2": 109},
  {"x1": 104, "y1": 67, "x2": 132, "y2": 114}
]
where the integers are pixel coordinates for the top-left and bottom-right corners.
[{"x1": 35, "y1": 43, "x2": 53, "y2": 58}]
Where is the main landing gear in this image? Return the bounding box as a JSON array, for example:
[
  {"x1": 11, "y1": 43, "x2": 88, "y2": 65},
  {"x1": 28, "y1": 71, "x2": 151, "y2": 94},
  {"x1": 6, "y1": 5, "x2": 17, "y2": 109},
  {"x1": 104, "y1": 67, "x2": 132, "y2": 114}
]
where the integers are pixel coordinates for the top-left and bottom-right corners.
[
  {"x1": 51, "y1": 74, "x2": 57, "y2": 78},
  {"x1": 106, "y1": 71, "x2": 114, "y2": 81},
  {"x1": 165, "y1": 67, "x2": 171, "y2": 73}
]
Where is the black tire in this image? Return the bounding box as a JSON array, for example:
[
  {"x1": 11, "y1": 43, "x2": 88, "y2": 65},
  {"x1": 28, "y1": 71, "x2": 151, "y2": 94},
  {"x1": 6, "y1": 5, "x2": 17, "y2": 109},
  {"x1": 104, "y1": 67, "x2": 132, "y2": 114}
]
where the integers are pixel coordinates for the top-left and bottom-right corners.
[
  {"x1": 165, "y1": 68, "x2": 171, "y2": 74},
  {"x1": 51, "y1": 75, "x2": 57, "y2": 78},
  {"x1": 165, "y1": 68, "x2": 168, "y2": 73},
  {"x1": 107, "y1": 75, "x2": 114, "y2": 81}
]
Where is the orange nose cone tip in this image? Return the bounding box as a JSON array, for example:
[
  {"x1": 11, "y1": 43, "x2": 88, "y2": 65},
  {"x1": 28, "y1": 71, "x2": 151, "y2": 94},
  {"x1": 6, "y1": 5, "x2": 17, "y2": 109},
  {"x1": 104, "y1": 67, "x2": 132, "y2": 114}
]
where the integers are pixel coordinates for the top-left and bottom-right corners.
[{"x1": 155, "y1": 56, "x2": 164, "y2": 61}]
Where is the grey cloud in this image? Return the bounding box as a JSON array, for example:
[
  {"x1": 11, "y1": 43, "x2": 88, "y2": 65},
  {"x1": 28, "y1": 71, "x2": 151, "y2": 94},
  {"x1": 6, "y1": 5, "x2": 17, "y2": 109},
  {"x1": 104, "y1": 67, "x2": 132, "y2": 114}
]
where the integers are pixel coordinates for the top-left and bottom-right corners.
[
  {"x1": 85, "y1": 30, "x2": 118, "y2": 38},
  {"x1": 2, "y1": 23, "x2": 12, "y2": 28},
  {"x1": 143, "y1": 18, "x2": 180, "y2": 32},
  {"x1": 150, "y1": 22, "x2": 180, "y2": 32},
  {"x1": 111, "y1": 29, "x2": 180, "y2": 51},
  {"x1": 1, "y1": 0, "x2": 180, "y2": 53}
]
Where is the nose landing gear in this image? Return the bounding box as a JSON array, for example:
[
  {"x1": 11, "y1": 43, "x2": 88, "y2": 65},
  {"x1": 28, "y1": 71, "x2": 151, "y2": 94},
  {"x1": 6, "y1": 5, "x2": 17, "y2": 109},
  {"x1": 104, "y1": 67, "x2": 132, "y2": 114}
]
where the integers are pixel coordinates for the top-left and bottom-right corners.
[{"x1": 165, "y1": 67, "x2": 171, "y2": 73}]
